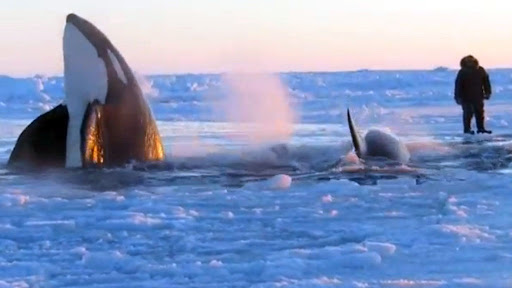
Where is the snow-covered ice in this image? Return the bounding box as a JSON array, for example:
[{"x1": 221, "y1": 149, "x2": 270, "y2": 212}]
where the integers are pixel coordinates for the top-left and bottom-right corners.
[{"x1": 1, "y1": 69, "x2": 512, "y2": 286}]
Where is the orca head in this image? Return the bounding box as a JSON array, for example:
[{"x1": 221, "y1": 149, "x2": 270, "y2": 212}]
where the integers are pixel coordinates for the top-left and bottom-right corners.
[
  {"x1": 63, "y1": 13, "x2": 159, "y2": 168},
  {"x1": 7, "y1": 13, "x2": 164, "y2": 170},
  {"x1": 65, "y1": 14, "x2": 134, "y2": 86},
  {"x1": 364, "y1": 128, "x2": 410, "y2": 164}
]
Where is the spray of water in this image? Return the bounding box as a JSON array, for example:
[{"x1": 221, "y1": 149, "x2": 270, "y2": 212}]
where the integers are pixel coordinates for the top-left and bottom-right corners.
[
  {"x1": 215, "y1": 72, "x2": 297, "y2": 145},
  {"x1": 134, "y1": 71, "x2": 159, "y2": 99}
]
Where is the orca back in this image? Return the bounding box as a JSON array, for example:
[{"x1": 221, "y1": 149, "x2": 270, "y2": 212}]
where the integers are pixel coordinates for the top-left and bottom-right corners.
[
  {"x1": 365, "y1": 129, "x2": 410, "y2": 163},
  {"x1": 8, "y1": 105, "x2": 69, "y2": 169}
]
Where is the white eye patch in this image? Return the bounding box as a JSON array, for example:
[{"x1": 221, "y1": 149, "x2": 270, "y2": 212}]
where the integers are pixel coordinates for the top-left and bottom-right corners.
[{"x1": 108, "y1": 49, "x2": 127, "y2": 84}]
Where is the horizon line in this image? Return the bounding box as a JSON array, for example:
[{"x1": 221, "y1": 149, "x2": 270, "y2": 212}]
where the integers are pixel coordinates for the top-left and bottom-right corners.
[{"x1": 3, "y1": 65, "x2": 512, "y2": 79}]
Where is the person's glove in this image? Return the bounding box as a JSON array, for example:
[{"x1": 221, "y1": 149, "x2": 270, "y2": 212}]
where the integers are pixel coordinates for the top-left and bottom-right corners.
[
  {"x1": 484, "y1": 94, "x2": 491, "y2": 100},
  {"x1": 455, "y1": 97, "x2": 462, "y2": 105}
]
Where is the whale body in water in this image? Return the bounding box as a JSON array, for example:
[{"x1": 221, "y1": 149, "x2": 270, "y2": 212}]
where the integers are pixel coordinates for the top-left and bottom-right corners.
[
  {"x1": 347, "y1": 109, "x2": 410, "y2": 164},
  {"x1": 8, "y1": 13, "x2": 165, "y2": 169}
]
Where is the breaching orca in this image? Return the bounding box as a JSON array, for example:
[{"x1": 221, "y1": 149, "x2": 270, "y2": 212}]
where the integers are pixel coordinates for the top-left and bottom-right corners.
[
  {"x1": 8, "y1": 13, "x2": 165, "y2": 169},
  {"x1": 347, "y1": 109, "x2": 410, "y2": 163}
]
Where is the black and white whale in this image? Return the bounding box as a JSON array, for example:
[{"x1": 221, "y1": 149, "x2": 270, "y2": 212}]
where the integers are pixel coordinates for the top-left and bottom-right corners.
[
  {"x1": 8, "y1": 13, "x2": 165, "y2": 169},
  {"x1": 347, "y1": 108, "x2": 410, "y2": 164}
]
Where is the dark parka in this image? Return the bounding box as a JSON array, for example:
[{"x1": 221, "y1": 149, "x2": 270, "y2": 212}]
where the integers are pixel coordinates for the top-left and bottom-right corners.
[{"x1": 454, "y1": 55, "x2": 492, "y2": 104}]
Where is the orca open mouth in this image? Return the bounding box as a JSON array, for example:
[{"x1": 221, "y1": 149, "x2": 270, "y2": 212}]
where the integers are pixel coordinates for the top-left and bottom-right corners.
[{"x1": 81, "y1": 100, "x2": 105, "y2": 167}]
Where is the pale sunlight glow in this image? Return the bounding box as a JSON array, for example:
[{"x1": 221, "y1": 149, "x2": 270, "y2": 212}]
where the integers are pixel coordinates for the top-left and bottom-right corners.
[{"x1": 0, "y1": 0, "x2": 511, "y2": 76}]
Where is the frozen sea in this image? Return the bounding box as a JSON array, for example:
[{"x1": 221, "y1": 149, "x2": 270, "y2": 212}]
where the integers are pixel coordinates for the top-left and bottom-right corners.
[{"x1": 1, "y1": 69, "x2": 512, "y2": 287}]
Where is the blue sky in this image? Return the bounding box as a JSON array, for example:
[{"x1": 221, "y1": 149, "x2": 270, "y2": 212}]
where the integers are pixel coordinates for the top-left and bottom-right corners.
[{"x1": 0, "y1": 0, "x2": 511, "y2": 76}]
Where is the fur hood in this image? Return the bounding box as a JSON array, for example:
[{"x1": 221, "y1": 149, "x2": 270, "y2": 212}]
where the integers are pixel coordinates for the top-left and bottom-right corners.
[{"x1": 460, "y1": 55, "x2": 479, "y2": 69}]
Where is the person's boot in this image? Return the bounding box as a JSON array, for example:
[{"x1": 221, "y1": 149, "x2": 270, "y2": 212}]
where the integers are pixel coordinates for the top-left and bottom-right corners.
[
  {"x1": 474, "y1": 103, "x2": 490, "y2": 134},
  {"x1": 476, "y1": 121, "x2": 492, "y2": 134},
  {"x1": 464, "y1": 129, "x2": 475, "y2": 135},
  {"x1": 477, "y1": 129, "x2": 492, "y2": 134}
]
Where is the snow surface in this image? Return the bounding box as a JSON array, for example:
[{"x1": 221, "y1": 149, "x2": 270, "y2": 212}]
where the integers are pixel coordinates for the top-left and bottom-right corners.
[{"x1": 1, "y1": 69, "x2": 512, "y2": 286}]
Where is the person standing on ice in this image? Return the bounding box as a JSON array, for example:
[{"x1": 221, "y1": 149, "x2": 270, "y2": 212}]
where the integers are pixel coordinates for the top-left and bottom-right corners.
[{"x1": 454, "y1": 55, "x2": 492, "y2": 134}]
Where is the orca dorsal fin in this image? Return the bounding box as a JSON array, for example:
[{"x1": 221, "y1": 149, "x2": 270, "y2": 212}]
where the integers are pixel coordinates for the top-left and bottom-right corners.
[{"x1": 347, "y1": 108, "x2": 365, "y2": 158}]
